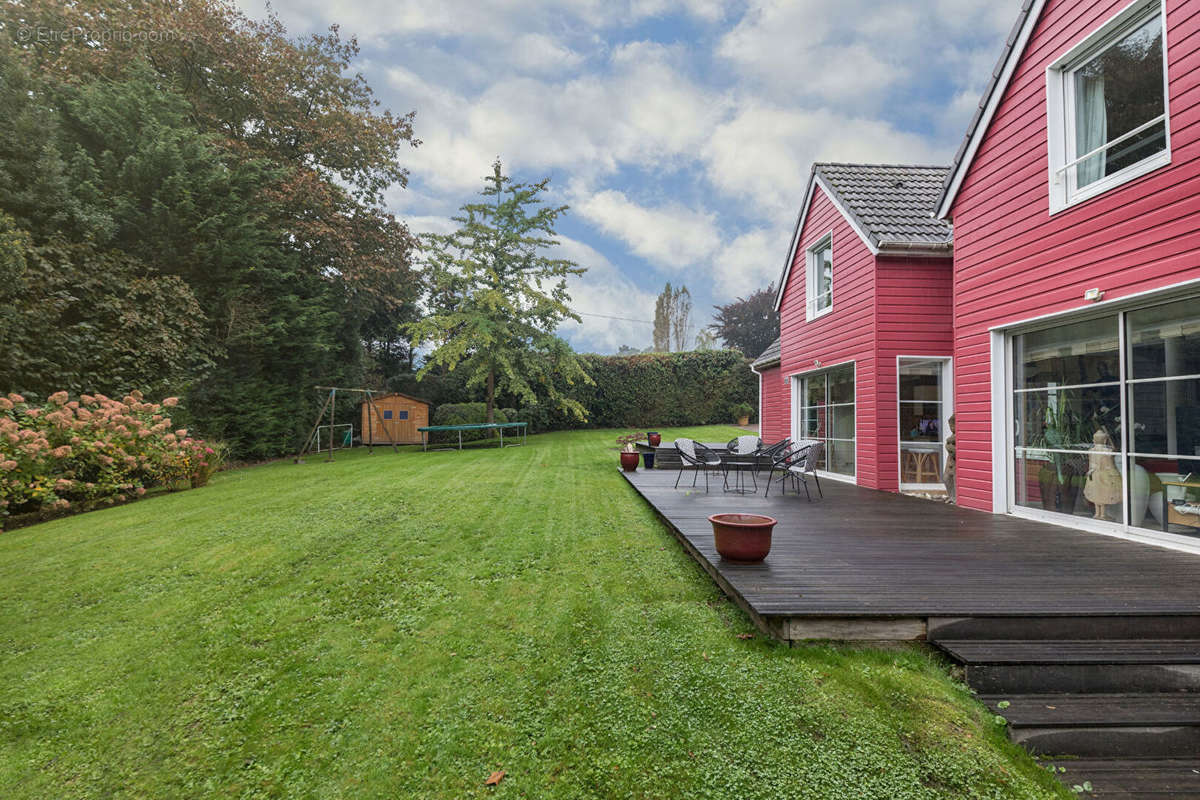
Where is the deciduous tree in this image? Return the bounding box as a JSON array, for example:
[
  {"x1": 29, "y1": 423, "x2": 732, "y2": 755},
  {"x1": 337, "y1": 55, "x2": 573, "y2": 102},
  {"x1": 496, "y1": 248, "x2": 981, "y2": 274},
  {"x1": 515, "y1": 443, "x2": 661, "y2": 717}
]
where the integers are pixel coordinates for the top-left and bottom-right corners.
[{"x1": 711, "y1": 283, "x2": 781, "y2": 359}]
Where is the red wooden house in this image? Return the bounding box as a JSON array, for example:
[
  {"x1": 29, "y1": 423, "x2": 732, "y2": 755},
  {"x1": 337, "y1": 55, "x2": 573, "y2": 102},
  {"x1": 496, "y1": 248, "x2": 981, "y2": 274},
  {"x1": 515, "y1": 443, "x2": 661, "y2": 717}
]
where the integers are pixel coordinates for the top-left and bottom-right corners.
[
  {"x1": 936, "y1": 0, "x2": 1200, "y2": 549},
  {"x1": 758, "y1": 163, "x2": 954, "y2": 493}
]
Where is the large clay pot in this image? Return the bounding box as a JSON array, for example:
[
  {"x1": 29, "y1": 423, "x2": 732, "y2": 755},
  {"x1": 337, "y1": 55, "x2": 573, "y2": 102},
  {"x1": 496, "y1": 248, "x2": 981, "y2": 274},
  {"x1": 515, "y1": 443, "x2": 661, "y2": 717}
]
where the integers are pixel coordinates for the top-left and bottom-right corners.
[
  {"x1": 620, "y1": 450, "x2": 640, "y2": 472},
  {"x1": 737, "y1": 416, "x2": 750, "y2": 426},
  {"x1": 709, "y1": 513, "x2": 777, "y2": 562},
  {"x1": 647, "y1": 432, "x2": 662, "y2": 447}
]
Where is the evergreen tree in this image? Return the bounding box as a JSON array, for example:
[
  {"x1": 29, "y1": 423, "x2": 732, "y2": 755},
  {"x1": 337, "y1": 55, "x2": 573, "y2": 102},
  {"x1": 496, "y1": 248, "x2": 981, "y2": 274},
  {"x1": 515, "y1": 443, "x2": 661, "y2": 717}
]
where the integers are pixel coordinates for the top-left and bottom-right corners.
[
  {"x1": 652, "y1": 282, "x2": 673, "y2": 351},
  {"x1": 407, "y1": 160, "x2": 592, "y2": 423}
]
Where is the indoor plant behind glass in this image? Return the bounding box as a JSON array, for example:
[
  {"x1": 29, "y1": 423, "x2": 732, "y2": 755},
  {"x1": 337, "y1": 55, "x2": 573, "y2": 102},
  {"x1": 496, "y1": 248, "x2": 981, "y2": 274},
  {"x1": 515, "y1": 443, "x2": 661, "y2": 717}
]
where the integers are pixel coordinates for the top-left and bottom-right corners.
[{"x1": 1035, "y1": 402, "x2": 1089, "y2": 513}]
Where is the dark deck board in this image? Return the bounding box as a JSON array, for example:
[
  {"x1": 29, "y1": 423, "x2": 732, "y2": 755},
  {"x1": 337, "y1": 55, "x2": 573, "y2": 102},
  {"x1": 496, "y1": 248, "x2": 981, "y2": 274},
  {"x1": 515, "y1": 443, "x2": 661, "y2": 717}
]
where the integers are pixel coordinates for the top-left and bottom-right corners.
[{"x1": 622, "y1": 468, "x2": 1200, "y2": 621}]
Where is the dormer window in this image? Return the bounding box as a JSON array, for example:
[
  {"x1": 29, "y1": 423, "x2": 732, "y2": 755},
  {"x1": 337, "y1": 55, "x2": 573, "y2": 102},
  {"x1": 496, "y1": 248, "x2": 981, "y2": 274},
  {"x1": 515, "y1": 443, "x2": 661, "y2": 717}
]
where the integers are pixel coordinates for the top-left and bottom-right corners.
[
  {"x1": 805, "y1": 234, "x2": 833, "y2": 321},
  {"x1": 1047, "y1": 0, "x2": 1169, "y2": 213}
]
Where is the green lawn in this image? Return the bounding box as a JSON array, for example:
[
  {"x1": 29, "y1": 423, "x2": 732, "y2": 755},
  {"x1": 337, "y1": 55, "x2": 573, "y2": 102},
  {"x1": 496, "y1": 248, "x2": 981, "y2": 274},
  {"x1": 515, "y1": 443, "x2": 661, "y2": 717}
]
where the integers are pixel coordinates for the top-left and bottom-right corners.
[{"x1": 0, "y1": 426, "x2": 1067, "y2": 799}]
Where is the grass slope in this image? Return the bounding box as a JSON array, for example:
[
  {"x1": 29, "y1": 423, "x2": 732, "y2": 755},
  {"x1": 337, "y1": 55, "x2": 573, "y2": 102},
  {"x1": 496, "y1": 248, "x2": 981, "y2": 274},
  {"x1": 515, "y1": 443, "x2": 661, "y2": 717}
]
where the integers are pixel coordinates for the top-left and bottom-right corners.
[{"x1": 0, "y1": 426, "x2": 1067, "y2": 799}]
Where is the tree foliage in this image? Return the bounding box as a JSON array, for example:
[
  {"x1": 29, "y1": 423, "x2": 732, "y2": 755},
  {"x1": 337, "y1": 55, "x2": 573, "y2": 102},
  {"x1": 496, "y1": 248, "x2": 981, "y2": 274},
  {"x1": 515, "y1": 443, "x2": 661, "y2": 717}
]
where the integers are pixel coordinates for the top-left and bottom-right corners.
[
  {"x1": 711, "y1": 283, "x2": 781, "y2": 359},
  {"x1": 0, "y1": 1, "x2": 421, "y2": 457},
  {"x1": 406, "y1": 160, "x2": 592, "y2": 423},
  {"x1": 651, "y1": 282, "x2": 693, "y2": 352}
]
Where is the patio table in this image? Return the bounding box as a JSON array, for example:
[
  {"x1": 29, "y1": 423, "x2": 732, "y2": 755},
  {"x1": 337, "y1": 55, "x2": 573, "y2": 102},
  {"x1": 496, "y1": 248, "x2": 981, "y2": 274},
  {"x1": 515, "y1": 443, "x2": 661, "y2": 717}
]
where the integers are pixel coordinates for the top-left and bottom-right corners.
[{"x1": 721, "y1": 453, "x2": 760, "y2": 494}]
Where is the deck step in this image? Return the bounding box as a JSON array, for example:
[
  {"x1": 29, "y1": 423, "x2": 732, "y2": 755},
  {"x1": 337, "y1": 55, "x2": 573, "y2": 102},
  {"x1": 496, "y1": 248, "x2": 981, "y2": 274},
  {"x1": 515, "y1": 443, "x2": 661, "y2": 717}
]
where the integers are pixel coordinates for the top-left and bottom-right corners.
[
  {"x1": 981, "y1": 694, "x2": 1200, "y2": 727},
  {"x1": 1041, "y1": 759, "x2": 1200, "y2": 797},
  {"x1": 929, "y1": 615, "x2": 1200, "y2": 641},
  {"x1": 965, "y1": 662, "x2": 1200, "y2": 694},
  {"x1": 936, "y1": 639, "x2": 1200, "y2": 665}
]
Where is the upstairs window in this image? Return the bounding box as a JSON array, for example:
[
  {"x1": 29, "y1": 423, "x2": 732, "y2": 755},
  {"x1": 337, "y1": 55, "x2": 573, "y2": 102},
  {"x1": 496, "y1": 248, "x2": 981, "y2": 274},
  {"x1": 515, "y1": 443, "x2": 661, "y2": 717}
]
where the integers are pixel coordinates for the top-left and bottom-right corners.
[
  {"x1": 805, "y1": 234, "x2": 833, "y2": 321},
  {"x1": 1048, "y1": 0, "x2": 1169, "y2": 212}
]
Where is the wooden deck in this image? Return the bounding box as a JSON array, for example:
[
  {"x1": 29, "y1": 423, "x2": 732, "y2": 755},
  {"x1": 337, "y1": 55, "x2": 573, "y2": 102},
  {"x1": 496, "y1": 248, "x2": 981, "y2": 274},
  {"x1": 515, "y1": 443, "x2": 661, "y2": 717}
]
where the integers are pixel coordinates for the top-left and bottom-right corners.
[{"x1": 622, "y1": 467, "x2": 1200, "y2": 642}]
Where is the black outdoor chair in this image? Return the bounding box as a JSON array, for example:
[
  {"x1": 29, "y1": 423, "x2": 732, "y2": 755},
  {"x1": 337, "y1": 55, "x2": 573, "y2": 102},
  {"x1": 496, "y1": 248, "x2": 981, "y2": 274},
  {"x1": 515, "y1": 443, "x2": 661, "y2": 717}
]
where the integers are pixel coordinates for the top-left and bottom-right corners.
[
  {"x1": 764, "y1": 439, "x2": 823, "y2": 499},
  {"x1": 754, "y1": 438, "x2": 792, "y2": 475},
  {"x1": 785, "y1": 440, "x2": 824, "y2": 501},
  {"x1": 673, "y1": 437, "x2": 723, "y2": 492}
]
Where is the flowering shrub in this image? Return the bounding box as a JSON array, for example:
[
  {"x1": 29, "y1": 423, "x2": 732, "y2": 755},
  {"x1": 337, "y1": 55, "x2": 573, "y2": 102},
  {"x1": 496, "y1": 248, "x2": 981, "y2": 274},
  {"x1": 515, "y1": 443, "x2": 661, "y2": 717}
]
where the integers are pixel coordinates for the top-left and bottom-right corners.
[{"x1": 0, "y1": 391, "x2": 226, "y2": 523}]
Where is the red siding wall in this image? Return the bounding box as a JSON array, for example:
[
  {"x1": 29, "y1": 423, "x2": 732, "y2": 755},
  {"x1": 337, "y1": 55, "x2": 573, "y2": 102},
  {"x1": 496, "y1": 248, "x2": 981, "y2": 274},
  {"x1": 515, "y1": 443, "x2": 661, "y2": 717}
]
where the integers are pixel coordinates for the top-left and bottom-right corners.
[
  {"x1": 873, "y1": 256, "x2": 955, "y2": 492},
  {"x1": 757, "y1": 364, "x2": 789, "y2": 443},
  {"x1": 950, "y1": 0, "x2": 1200, "y2": 511},
  {"x1": 778, "y1": 185, "x2": 881, "y2": 487}
]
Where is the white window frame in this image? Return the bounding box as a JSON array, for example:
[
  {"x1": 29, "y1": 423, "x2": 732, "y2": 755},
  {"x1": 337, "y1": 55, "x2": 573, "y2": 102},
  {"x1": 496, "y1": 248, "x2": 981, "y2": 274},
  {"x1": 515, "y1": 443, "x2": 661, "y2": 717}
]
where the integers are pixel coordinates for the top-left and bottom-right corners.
[
  {"x1": 805, "y1": 232, "x2": 834, "y2": 322},
  {"x1": 1045, "y1": 0, "x2": 1171, "y2": 214},
  {"x1": 896, "y1": 356, "x2": 954, "y2": 492},
  {"x1": 988, "y1": 277, "x2": 1200, "y2": 556},
  {"x1": 789, "y1": 361, "x2": 857, "y2": 484}
]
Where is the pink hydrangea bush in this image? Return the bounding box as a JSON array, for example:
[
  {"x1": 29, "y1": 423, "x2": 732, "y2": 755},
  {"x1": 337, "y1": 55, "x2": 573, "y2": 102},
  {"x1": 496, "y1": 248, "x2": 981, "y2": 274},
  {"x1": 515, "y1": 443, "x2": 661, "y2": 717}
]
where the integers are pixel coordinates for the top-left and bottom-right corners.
[{"x1": 0, "y1": 391, "x2": 227, "y2": 522}]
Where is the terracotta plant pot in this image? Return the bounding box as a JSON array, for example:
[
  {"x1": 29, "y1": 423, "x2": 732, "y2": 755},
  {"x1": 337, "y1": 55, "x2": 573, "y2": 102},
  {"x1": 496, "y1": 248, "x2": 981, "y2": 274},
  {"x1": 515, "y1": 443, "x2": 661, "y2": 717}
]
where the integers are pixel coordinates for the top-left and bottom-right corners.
[
  {"x1": 737, "y1": 416, "x2": 750, "y2": 426},
  {"x1": 708, "y1": 513, "x2": 777, "y2": 562},
  {"x1": 647, "y1": 432, "x2": 662, "y2": 447},
  {"x1": 620, "y1": 450, "x2": 640, "y2": 472}
]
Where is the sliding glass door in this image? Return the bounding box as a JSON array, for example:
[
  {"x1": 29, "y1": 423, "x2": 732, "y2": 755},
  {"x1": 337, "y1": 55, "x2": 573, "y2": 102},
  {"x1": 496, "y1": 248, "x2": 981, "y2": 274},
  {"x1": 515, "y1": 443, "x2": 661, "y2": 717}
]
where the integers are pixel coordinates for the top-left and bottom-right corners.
[
  {"x1": 1009, "y1": 296, "x2": 1200, "y2": 538},
  {"x1": 795, "y1": 363, "x2": 856, "y2": 478}
]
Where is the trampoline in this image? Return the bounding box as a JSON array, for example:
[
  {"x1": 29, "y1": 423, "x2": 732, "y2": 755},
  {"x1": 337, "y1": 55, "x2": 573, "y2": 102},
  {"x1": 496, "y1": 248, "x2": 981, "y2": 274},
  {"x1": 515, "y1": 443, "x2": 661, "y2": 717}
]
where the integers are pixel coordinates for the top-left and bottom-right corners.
[{"x1": 417, "y1": 422, "x2": 528, "y2": 451}]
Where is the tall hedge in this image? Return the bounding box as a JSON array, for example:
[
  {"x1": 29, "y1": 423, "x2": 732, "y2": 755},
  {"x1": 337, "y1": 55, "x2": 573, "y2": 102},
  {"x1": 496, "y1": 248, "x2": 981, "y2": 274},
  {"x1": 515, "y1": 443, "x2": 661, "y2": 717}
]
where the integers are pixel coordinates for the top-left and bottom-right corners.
[{"x1": 505, "y1": 350, "x2": 756, "y2": 432}]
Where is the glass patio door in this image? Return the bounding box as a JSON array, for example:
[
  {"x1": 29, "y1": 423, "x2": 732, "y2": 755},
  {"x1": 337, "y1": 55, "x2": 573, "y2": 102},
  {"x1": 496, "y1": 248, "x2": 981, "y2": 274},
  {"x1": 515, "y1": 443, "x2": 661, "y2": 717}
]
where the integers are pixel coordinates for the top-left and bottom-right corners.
[
  {"x1": 1008, "y1": 296, "x2": 1200, "y2": 539},
  {"x1": 899, "y1": 358, "x2": 949, "y2": 489}
]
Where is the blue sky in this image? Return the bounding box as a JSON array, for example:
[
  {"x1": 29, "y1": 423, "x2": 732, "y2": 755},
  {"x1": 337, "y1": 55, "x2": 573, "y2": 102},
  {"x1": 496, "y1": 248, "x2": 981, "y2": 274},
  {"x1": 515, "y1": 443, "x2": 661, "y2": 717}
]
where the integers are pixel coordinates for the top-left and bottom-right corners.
[{"x1": 238, "y1": 0, "x2": 1021, "y2": 354}]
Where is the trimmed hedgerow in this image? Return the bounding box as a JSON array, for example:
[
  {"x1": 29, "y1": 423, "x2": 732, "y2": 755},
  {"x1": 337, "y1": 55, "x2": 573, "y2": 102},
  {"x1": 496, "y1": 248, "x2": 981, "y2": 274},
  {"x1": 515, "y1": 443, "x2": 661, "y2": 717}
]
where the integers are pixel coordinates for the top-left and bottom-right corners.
[
  {"x1": 0, "y1": 391, "x2": 225, "y2": 525},
  {"x1": 512, "y1": 350, "x2": 757, "y2": 432}
]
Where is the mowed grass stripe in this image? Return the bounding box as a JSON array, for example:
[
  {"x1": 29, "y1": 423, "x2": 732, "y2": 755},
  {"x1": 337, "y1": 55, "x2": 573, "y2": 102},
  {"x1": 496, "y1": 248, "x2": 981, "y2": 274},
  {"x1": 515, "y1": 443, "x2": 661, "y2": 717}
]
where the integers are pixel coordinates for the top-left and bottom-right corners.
[{"x1": 0, "y1": 427, "x2": 1068, "y2": 798}]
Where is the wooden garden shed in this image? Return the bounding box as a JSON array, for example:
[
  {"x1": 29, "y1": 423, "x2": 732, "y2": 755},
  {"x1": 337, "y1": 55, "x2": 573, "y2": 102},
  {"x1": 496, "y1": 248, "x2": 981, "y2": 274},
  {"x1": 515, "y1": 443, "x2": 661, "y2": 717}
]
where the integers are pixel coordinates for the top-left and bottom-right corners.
[{"x1": 360, "y1": 392, "x2": 430, "y2": 445}]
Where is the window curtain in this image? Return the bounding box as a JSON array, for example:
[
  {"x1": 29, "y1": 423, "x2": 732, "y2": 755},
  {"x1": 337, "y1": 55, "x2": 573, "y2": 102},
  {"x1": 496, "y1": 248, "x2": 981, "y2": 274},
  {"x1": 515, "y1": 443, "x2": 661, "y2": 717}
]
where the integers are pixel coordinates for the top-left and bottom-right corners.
[{"x1": 1075, "y1": 73, "x2": 1107, "y2": 187}]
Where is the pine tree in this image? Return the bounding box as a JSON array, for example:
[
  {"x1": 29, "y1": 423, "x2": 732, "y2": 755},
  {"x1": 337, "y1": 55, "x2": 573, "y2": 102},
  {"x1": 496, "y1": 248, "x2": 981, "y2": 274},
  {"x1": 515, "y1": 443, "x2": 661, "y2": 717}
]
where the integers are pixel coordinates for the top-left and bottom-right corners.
[{"x1": 407, "y1": 160, "x2": 592, "y2": 423}]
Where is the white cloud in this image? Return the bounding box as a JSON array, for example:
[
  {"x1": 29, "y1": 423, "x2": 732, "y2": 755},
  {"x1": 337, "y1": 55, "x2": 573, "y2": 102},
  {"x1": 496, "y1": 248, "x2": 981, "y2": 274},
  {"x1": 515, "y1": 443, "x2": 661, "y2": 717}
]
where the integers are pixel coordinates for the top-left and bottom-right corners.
[
  {"x1": 701, "y1": 102, "x2": 944, "y2": 221},
  {"x1": 554, "y1": 237, "x2": 659, "y2": 353},
  {"x1": 716, "y1": 0, "x2": 1019, "y2": 110},
  {"x1": 712, "y1": 228, "x2": 781, "y2": 298},
  {"x1": 392, "y1": 41, "x2": 726, "y2": 194},
  {"x1": 573, "y1": 189, "x2": 721, "y2": 270}
]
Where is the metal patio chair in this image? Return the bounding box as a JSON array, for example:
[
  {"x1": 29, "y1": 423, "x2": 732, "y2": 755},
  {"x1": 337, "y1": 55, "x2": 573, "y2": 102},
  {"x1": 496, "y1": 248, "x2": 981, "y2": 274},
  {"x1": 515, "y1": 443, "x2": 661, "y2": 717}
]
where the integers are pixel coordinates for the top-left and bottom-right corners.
[
  {"x1": 673, "y1": 437, "x2": 723, "y2": 491},
  {"x1": 785, "y1": 440, "x2": 825, "y2": 501}
]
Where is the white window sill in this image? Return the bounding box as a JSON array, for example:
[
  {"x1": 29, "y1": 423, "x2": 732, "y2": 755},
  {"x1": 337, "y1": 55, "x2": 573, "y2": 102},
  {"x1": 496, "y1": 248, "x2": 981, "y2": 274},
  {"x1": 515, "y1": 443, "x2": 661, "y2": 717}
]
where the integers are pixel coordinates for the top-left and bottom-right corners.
[
  {"x1": 805, "y1": 306, "x2": 833, "y2": 323},
  {"x1": 1049, "y1": 149, "x2": 1171, "y2": 215}
]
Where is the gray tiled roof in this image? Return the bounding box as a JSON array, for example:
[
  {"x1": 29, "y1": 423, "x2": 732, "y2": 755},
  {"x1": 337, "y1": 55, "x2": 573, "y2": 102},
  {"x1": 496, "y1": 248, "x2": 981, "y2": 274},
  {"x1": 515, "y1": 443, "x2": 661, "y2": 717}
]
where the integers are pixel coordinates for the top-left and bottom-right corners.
[
  {"x1": 814, "y1": 163, "x2": 953, "y2": 249},
  {"x1": 936, "y1": 0, "x2": 1039, "y2": 215},
  {"x1": 751, "y1": 337, "x2": 781, "y2": 368}
]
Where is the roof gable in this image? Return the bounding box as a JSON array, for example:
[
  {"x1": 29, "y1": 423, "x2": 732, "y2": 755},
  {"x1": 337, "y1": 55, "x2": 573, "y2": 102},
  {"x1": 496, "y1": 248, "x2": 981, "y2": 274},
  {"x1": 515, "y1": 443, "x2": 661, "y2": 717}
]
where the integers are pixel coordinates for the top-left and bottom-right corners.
[
  {"x1": 773, "y1": 163, "x2": 953, "y2": 310},
  {"x1": 935, "y1": 0, "x2": 1046, "y2": 218}
]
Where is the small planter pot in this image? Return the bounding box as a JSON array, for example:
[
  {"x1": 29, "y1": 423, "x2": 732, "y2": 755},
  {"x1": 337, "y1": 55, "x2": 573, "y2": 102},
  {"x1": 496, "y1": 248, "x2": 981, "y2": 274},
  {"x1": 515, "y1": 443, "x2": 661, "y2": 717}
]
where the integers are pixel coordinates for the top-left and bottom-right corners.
[
  {"x1": 620, "y1": 450, "x2": 640, "y2": 472},
  {"x1": 708, "y1": 513, "x2": 777, "y2": 563},
  {"x1": 643, "y1": 451, "x2": 656, "y2": 469},
  {"x1": 647, "y1": 431, "x2": 662, "y2": 447},
  {"x1": 737, "y1": 416, "x2": 750, "y2": 427}
]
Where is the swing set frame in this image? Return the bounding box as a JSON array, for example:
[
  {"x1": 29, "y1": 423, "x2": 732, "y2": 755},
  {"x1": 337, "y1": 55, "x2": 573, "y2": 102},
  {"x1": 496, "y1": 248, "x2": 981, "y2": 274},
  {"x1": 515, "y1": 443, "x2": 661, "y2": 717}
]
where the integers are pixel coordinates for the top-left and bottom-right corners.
[{"x1": 295, "y1": 386, "x2": 399, "y2": 463}]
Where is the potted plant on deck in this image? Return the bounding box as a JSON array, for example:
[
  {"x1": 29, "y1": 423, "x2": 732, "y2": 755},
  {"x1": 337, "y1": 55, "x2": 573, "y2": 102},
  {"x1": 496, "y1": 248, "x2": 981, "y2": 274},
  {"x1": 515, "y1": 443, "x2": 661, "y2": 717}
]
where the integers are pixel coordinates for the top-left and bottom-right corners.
[
  {"x1": 732, "y1": 402, "x2": 753, "y2": 427},
  {"x1": 617, "y1": 432, "x2": 642, "y2": 472},
  {"x1": 708, "y1": 513, "x2": 778, "y2": 562}
]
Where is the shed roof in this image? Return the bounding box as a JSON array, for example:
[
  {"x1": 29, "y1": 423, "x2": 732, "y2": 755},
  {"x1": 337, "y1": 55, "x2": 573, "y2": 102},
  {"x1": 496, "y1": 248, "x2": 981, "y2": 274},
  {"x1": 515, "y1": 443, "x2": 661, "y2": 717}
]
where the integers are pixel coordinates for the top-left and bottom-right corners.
[{"x1": 363, "y1": 391, "x2": 431, "y2": 406}]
